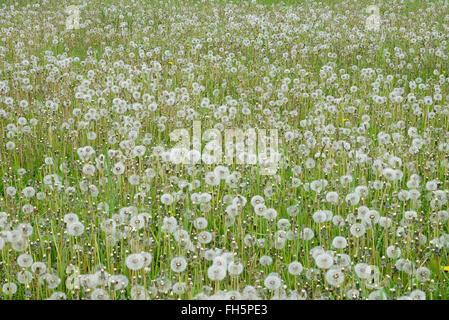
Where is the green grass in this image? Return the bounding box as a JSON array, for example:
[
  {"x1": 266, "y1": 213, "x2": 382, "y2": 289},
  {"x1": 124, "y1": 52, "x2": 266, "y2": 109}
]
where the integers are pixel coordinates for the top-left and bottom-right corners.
[{"x1": 0, "y1": 0, "x2": 448, "y2": 300}]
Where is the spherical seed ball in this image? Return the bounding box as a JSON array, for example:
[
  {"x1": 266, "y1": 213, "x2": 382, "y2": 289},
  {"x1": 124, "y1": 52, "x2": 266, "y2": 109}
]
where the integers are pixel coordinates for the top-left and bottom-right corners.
[
  {"x1": 350, "y1": 223, "x2": 366, "y2": 237},
  {"x1": 17, "y1": 253, "x2": 33, "y2": 268},
  {"x1": 172, "y1": 282, "x2": 187, "y2": 295},
  {"x1": 345, "y1": 192, "x2": 360, "y2": 206},
  {"x1": 112, "y1": 162, "x2": 125, "y2": 175},
  {"x1": 193, "y1": 217, "x2": 208, "y2": 229},
  {"x1": 64, "y1": 213, "x2": 79, "y2": 224},
  {"x1": 11, "y1": 237, "x2": 28, "y2": 252},
  {"x1": 47, "y1": 292, "x2": 67, "y2": 300},
  {"x1": 140, "y1": 252, "x2": 153, "y2": 267},
  {"x1": 315, "y1": 253, "x2": 334, "y2": 269},
  {"x1": 67, "y1": 222, "x2": 85, "y2": 236},
  {"x1": 2, "y1": 282, "x2": 17, "y2": 295},
  {"x1": 160, "y1": 193, "x2": 174, "y2": 205},
  {"x1": 198, "y1": 231, "x2": 213, "y2": 244},
  {"x1": 368, "y1": 289, "x2": 388, "y2": 300},
  {"x1": 224, "y1": 290, "x2": 242, "y2": 300},
  {"x1": 22, "y1": 204, "x2": 34, "y2": 214},
  {"x1": 0, "y1": 213, "x2": 9, "y2": 230},
  {"x1": 18, "y1": 223, "x2": 33, "y2": 237},
  {"x1": 128, "y1": 174, "x2": 140, "y2": 185},
  {"x1": 286, "y1": 205, "x2": 299, "y2": 217},
  {"x1": 108, "y1": 275, "x2": 129, "y2": 291},
  {"x1": 326, "y1": 191, "x2": 339, "y2": 204},
  {"x1": 364, "y1": 210, "x2": 380, "y2": 225},
  {"x1": 130, "y1": 285, "x2": 149, "y2": 300},
  {"x1": 325, "y1": 268, "x2": 345, "y2": 287},
  {"x1": 170, "y1": 256, "x2": 187, "y2": 273},
  {"x1": 214, "y1": 166, "x2": 230, "y2": 180},
  {"x1": 6, "y1": 141, "x2": 15, "y2": 150},
  {"x1": 126, "y1": 253, "x2": 145, "y2": 271},
  {"x1": 426, "y1": 180, "x2": 438, "y2": 191},
  {"x1": 254, "y1": 203, "x2": 267, "y2": 216},
  {"x1": 335, "y1": 253, "x2": 351, "y2": 267},
  {"x1": 379, "y1": 216, "x2": 392, "y2": 228},
  {"x1": 312, "y1": 210, "x2": 327, "y2": 223},
  {"x1": 213, "y1": 256, "x2": 228, "y2": 268},
  {"x1": 242, "y1": 285, "x2": 257, "y2": 297},
  {"x1": 17, "y1": 270, "x2": 33, "y2": 284},
  {"x1": 354, "y1": 263, "x2": 372, "y2": 279},
  {"x1": 6, "y1": 186, "x2": 17, "y2": 197},
  {"x1": 82, "y1": 164, "x2": 96, "y2": 176},
  {"x1": 91, "y1": 288, "x2": 110, "y2": 300},
  {"x1": 287, "y1": 261, "x2": 303, "y2": 275},
  {"x1": 250, "y1": 195, "x2": 265, "y2": 207},
  {"x1": 204, "y1": 249, "x2": 217, "y2": 261},
  {"x1": 332, "y1": 215, "x2": 345, "y2": 227},
  {"x1": 31, "y1": 262, "x2": 47, "y2": 275},
  {"x1": 204, "y1": 172, "x2": 220, "y2": 186},
  {"x1": 260, "y1": 255, "x2": 273, "y2": 266},
  {"x1": 277, "y1": 219, "x2": 291, "y2": 229},
  {"x1": 415, "y1": 267, "x2": 431, "y2": 282},
  {"x1": 305, "y1": 267, "x2": 321, "y2": 281},
  {"x1": 357, "y1": 206, "x2": 369, "y2": 220},
  {"x1": 310, "y1": 180, "x2": 323, "y2": 193},
  {"x1": 264, "y1": 208, "x2": 278, "y2": 220},
  {"x1": 410, "y1": 289, "x2": 426, "y2": 300},
  {"x1": 404, "y1": 210, "x2": 417, "y2": 220},
  {"x1": 161, "y1": 216, "x2": 178, "y2": 233},
  {"x1": 300, "y1": 227, "x2": 314, "y2": 240},
  {"x1": 355, "y1": 185, "x2": 369, "y2": 197},
  {"x1": 173, "y1": 229, "x2": 190, "y2": 244},
  {"x1": 310, "y1": 246, "x2": 326, "y2": 259},
  {"x1": 331, "y1": 236, "x2": 348, "y2": 249},
  {"x1": 207, "y1": 265, "x2": 226, "y2": 281},
  {"x1": 346, "y1": 289, "x2": 360, "y2": 299},
  {"x1": 22, "y1": 186, "x2": 36, "y2": 198},
  {"x1": 264, "y1": 275, "x2": 282, "y2": 290},
  {"x1": 386, "y1": 245, "x2": 401, "y2": 258},
  {"x1": 288, "y1": 289, "x2": 307, "y2": 300},
  {"x1": 395, "y1": 258, "x2": 407, "y2": 271},
  {"x1": 400, "y1": 260, "x2": 415, "y2": 275},
  {"x1": 227, "y1": 261, "x2": 244, "y2": 276}
]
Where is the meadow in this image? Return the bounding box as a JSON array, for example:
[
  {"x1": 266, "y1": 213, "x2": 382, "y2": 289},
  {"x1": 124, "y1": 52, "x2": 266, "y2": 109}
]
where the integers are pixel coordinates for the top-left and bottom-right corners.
[{"x1": 0, "y1": 0, "x2": 448, "y2": 300}]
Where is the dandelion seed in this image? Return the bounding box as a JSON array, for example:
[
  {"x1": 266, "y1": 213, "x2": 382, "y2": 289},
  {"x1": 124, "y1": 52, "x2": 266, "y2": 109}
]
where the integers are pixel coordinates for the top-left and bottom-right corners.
[
  {"x1": 207, "y1": 265, "x2": 226, "y2": 281},
  {"x1": 125, "y1": 253, "x2": 145, "y2": 271},
  {"x1": 287, "y1": 261, "x2": 303, "y2": 276},
  {"x1": 264, "y1": 274, "x2": 282, "y2": 290},
  {"x1": 170, "y1": 256, "x2": 188, "y2": 273},
  {"x1": 325, "y1": 269, "x2": 345, "y2": 287}
]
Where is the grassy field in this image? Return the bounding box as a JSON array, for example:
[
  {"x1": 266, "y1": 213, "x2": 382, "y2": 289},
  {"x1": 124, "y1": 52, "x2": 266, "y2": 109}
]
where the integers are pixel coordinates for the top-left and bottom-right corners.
[{"x1": 0, "y1": 0, "x2": 448, "y2": 300}]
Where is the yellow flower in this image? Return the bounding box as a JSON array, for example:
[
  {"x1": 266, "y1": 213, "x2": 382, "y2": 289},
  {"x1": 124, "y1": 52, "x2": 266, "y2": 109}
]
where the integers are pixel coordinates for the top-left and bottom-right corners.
[
  {"x1": 343, "y1": 118, "x2": 349, "y2": 122},
  {"x1": 443, "y1": 266, "x2": 449, "y2": 272},
  {"x1": 168, "y1": 61, "x2": 173, "y2": 65}
]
